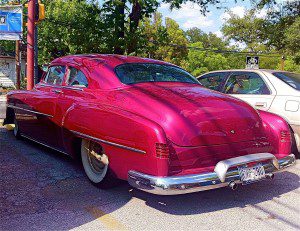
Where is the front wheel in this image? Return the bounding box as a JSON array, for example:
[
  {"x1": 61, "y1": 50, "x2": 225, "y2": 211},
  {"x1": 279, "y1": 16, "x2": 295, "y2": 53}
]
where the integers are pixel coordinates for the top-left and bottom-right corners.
[
  {"x1": 13, "y1": 116, "x2": 21, "y2": 139},
  {"x1": 81, "y1": 139, "x2": 118, "y2": 188}
]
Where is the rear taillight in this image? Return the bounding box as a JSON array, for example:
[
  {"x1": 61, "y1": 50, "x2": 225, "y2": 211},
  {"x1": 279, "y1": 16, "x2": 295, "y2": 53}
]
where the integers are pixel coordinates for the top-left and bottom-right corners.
[
  {"x1": 156, "y1": 143, "x2": 169, "y2": 159},
  {"x1": 280, "y1": 130, "x2": 291, "y2": 143}
]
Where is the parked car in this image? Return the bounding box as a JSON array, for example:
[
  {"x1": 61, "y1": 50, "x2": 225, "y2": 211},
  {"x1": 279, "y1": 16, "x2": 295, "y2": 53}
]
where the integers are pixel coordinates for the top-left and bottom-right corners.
[
  {"x1": 4, "y1": 55, "x2": 296, "y2": 195},
  {"x1": 198, "y1": 69, "x2": 300, "y2": 157}
]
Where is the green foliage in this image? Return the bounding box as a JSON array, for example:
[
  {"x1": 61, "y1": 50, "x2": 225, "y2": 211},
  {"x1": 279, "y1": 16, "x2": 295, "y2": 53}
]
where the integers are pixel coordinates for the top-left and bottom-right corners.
[
  {"x1": 37, "y1": 0, "x2": 106, "y2": 63},
  {"x1": 284, "y1": 18, "x2": 300, "y2": 64},
  {"x1": 138, "y1": 14, "x2": 188, "y2": 66},
  {"x1": 280, "y1": 57, "x2": 300, "y2": 73},
  {"x1": 221, "y1": 10, "x2": 269, "y2": 52},
  {"x1": 185, "y1": 42, "x2": 230, "y2": 76},
  {"x1": 186, "y1": 27, "x2": 228, "y2": 49}
]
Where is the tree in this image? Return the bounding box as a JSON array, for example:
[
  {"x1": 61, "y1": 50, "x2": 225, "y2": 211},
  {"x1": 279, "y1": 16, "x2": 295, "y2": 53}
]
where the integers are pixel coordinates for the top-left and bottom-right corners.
[
  {"x1": 221, "y1": 10, "x2": 268, "y2": 52},
  {"x1": 186, "y1": 27, "x2": 228, "y2": 50},
  {"x1": 222, "y1": 0, "x2": 300, "y2": 66},
  {"x1": 138, "y1": 15, "x2": 188, "y2": 66},
  {"x1": 101, "y1": 0, "x2": 231, "y2": 55},
  {"x1": 37, "y1": 0, "x2": 106, "y2": 63},
  {"x1": 186, "y1": 42, "x2": 230, "y2": 76},
  {"x1": 284, "y1": 18, "x2": 300, "y2": 64}
]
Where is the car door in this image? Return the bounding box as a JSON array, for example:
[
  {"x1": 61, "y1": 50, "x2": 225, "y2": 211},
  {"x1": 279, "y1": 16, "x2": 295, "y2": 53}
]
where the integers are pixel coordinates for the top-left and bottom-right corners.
[
  {"x1": 222, "y1": 71, "x2": 276, "y2": 111},
  {"x1": 55, "y1": 65, "x2": 90, "y2": 150},
  {"x1": 198, "y1": 72, "x2": 229, "y2": 92},
  {"x1": 26, "y1": 65, "x2": 67, "y2": 149}
]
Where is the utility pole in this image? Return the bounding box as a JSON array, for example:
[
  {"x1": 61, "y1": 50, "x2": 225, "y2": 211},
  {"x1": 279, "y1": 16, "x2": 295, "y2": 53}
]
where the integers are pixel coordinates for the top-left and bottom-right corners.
[
  {"x1": 15, "y1": 0, "x2": 21, "y2": 90},
  {"x1": 26, "y1": 0, "x2": 36, "y2": 90},
  {"x1": 281, "y1": 56, "x2": 285, "y2": 71},
  {"x1": 34, "y1": 25, "x2": 38, "y2": 84},
  {"x1": 15, "y1": 40, "x2": 21, "y2": 89}
]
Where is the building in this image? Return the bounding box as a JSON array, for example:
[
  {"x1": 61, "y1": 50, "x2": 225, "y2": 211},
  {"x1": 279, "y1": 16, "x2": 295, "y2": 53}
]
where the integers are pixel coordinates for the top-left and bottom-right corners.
[{"x1": 0, "y1": 55, "x2": 25, "y2": 88}]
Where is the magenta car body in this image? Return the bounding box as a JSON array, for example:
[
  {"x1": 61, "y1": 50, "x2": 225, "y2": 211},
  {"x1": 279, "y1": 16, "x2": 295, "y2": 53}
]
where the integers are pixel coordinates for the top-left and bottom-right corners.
[{"x1": 4, "y1": 54, "x2": 296, "y2": 195}]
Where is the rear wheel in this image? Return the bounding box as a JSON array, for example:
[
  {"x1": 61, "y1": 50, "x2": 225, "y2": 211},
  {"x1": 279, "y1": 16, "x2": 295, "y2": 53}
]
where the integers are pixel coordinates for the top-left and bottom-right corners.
[{"x1": 81, "y1": 139, "x2": 118, "y2": 188}]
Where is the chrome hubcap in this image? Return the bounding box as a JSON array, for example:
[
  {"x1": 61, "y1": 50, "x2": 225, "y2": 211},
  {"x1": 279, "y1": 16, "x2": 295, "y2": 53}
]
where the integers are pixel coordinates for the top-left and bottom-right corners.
[{"x1": 87, "y1": 141, "x2": 108, "y2": 174}]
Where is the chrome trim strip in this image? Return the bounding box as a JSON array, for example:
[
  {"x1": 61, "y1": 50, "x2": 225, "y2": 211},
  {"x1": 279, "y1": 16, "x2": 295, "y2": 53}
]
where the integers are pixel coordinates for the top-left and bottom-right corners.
[
  {"x1": 70, "y1": 130, "x2": 146, "y2": 154},
  {"x1": 39, "y1": 83, "x2": 84, "y2": 91},
  {"x1": 128, "y1": 154, "x2": 296, "y2": 195},
  {"x1": 62, "y1": 86, "x2": 84, "y2": 91},
  {"x1": 8, "y1": 105, "x2": 53, "y2": 118},
  {"x1": 21, "y1": 134, "x2": 69, "y2": 156}
]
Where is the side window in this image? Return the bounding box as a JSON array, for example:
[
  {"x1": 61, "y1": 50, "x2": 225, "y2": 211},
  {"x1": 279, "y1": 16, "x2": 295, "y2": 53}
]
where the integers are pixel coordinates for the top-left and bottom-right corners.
[
  {"x1": 44, "y1": 66, "x2": 66, "y2": 86},
  {"x1": 66, "y1": 67, "x2": 88, "y2": 87},
  {"x1": 224, "y1": 72, "x2": 270, "y2": 95},
  {"x1": 198, "y1": 73, "x2": 227, "y2": 91}
]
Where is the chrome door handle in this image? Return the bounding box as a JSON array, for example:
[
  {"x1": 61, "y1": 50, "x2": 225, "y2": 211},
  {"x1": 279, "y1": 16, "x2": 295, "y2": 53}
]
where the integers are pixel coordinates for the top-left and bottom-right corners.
[
  {"x1": 52, "y1": 89, "x2": 62, "y2": 94},
  {"x1": 255, "y1": 102, "x2": 267, "y2": 107}
]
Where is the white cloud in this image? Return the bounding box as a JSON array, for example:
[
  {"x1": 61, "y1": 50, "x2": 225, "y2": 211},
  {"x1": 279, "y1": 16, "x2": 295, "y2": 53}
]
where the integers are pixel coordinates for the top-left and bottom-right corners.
[
  {"x1": 221, "y1": 6, "x2": 269, "y2": 21},
  {"x1": 214, "y1": 30, "x2": 223, "y2": 38},
  {"x1": 255, "y1": 8, "x2": 268, "y2": 18},
  {"x1": 158, "y1": 3, "x2": 215, "y2": 30},
  {"x1": 220, "y1": 6, "x2": 246, "y2": 22}
]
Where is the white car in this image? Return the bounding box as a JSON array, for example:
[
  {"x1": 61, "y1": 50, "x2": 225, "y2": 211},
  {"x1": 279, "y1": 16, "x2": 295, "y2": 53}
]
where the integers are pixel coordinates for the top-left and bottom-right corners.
[{"x1": 198, "y1": 69, "x2": 300, "y2": 156}]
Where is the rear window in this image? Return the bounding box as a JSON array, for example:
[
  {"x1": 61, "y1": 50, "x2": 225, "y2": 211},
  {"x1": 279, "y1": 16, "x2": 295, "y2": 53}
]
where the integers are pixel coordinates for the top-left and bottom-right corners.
[
  {"x1": 273, "y1": 72, "x2": 300, "y2": 90},
  {"x1": 115, "y1": 63, "x2": 199, "y2": 85}
]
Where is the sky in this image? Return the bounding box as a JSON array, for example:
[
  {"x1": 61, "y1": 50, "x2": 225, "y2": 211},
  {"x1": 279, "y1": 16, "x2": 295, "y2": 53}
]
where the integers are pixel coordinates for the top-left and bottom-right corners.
[{"x1": 157, "y1": 0, "x2": 268, "y2": 37}]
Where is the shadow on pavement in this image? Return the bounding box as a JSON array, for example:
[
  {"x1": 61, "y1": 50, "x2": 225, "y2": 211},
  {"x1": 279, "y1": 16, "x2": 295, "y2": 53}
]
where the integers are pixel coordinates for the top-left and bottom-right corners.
[{"x1": 1, "y1": 127, "x2": 299, "y2": 230}]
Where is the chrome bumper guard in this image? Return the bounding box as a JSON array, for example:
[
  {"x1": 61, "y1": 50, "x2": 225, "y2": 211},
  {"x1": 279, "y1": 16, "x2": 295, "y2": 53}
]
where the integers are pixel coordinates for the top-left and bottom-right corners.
[{"x1": 128, "y1": 153, "x2": 296, "y2": 195}]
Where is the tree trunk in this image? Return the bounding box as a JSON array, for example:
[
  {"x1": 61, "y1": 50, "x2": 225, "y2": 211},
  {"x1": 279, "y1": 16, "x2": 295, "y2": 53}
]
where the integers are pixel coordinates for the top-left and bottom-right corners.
[
  {"x1": 127, "y1": 0, "x2": 142, "y2": 54},
  {"x1": 113, "y1": 0, "x2": 126, "y2": 54}
]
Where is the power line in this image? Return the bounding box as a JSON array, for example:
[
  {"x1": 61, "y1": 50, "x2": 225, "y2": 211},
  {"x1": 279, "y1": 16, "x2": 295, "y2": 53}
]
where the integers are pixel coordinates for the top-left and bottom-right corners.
[{"x1": 149, "y1": 40, "x2": 282, "y2": 57}]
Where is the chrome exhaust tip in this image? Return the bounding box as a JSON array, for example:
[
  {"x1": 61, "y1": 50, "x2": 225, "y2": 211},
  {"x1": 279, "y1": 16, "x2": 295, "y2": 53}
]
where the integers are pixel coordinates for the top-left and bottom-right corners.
[{"x1": 228, "y1": 181, "x2": 238, "y2": 190}]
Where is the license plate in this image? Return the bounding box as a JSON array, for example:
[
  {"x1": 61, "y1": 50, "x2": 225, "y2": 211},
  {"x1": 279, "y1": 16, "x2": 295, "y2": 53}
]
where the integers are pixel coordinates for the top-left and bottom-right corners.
[{"x1": 238, "y1": 163, "x2": 265, "y2": 184}]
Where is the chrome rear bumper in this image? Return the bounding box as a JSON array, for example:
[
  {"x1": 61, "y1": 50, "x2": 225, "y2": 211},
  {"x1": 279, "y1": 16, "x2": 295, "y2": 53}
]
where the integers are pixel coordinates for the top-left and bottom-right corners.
[{"x1": 128, "y1": 154, "x2": 296, "y2": 195}]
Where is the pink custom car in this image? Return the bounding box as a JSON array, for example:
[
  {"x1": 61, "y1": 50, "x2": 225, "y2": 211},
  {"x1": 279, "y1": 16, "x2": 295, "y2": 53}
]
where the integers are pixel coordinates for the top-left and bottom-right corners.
[{"x1": 4, "y1": 55, "x2": 296, "y2": 195}]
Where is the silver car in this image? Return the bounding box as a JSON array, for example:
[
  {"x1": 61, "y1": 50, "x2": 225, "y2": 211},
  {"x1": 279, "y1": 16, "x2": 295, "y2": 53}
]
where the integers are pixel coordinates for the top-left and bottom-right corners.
[{"x1": 198, "y1": 69, "x2": 300, "y2": 156}]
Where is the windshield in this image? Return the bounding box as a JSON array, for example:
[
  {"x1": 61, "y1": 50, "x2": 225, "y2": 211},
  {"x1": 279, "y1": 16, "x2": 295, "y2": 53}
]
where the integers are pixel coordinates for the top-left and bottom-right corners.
[
  {"x1": 273, "y1": 72, "x2": 300, "y2": 90},
  {"x1": 115, "y1": 63, "x2": 199, "y2": 84}
]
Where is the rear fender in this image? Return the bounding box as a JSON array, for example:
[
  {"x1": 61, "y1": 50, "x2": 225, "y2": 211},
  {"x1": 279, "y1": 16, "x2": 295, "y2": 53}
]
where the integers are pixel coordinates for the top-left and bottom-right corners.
[
  {"x1": 259, "y1": 110, "x2": 292, "y2": 157},
  {"x1": 62, "y1": 103, "x2": 169, "y2": 179}
]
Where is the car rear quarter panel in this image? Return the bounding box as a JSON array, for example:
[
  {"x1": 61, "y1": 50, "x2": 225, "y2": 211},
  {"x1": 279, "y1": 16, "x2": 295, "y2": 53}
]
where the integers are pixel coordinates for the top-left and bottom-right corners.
[
  {"x1": 62, "y1": 102, "x2": 169, "y2": 180},
  {"x1": 259, "y1": 110, "x2": 292, "y2": 157}
]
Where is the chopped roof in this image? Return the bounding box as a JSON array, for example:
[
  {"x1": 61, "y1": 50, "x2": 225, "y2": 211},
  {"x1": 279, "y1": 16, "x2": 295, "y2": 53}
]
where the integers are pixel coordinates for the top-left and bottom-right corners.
[{"x1": 51, "y1": 54, "x2": 171, "y2": 68}]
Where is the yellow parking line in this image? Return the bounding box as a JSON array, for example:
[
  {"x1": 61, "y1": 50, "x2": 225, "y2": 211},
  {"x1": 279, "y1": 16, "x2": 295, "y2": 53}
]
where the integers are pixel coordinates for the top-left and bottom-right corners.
[{"x1": 85, "y1": 206, "x2": 127, "y2": 230}]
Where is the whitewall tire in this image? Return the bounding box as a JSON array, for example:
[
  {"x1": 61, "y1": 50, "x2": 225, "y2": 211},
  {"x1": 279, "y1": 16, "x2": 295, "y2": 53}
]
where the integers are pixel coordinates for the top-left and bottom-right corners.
[
  {"x1": 81, "y1": 139, "x2": 117, "y2": 188},
  {"x1": 13, "y1": 117, "x2": 21, "y2": 139}
]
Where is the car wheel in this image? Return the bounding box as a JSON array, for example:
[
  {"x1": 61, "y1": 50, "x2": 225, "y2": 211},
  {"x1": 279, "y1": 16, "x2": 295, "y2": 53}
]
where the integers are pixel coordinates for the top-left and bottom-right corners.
[
  {"x1": 291, "y1": 130, "x2": 300, "y2": 159},
  {"x1": 81, "y1": 139, "x2": 118, "y2": 188},
  {"x1": 13, "y1": 116, "x2": 21, "y2": 139}
]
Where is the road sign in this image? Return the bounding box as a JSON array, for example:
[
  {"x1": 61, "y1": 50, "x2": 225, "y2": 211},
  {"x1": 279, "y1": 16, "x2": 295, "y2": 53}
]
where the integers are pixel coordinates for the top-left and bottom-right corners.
[
  {"x1": 246, "y1": 56, "x2": 259, "y2": 69},
  {"x1": 0, "y1": 5, "x2": 23, "y2": 40}
]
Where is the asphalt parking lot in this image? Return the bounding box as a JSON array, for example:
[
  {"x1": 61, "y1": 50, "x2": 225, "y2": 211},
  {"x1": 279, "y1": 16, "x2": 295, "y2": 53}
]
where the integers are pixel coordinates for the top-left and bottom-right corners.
[{"x1": 0, "y1": 123, "x2": 300, "y2": 231}]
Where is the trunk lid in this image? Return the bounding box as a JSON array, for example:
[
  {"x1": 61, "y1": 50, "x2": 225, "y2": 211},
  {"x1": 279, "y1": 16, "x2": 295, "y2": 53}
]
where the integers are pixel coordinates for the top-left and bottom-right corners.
[{"x1": 113, "y1": 83, "x2": 267, "y2": 147}]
